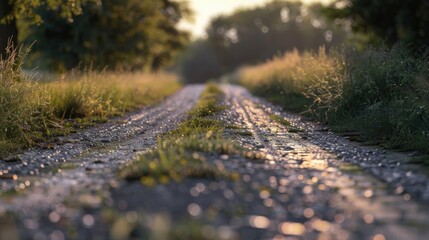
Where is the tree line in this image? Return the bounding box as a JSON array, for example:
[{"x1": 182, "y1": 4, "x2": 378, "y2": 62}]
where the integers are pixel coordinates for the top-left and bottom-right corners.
[
  {"x1": 1, "y1": 0, "x2": 428, "y2": 73},
  {"x1": 0, "y1": 0, "x2": 191, "y2": 71}
]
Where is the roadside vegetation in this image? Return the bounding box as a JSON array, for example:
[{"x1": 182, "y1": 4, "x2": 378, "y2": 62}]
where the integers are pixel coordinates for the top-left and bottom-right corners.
[
  {"x1": 118, "y1": 83, "x2": 240, "y2": 185},
  {"x1": 0, "y1": 45, "x2": 180, "y2": 156},
  {"x1": 238, "y1": 46, "x2": 429, "y2": 152}
]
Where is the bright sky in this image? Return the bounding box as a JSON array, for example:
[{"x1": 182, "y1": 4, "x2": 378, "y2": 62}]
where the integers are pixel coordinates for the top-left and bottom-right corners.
[{"x1": 178, "y1": 0, "x2": 333, "y2": 38}]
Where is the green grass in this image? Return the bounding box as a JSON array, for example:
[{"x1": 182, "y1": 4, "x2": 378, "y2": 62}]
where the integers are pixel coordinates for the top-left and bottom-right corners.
[
  {"x1": 225, "y1": 124, "x2": 243, "y2": 130},
  {"x1": 232, "y1": 130, "x2": 253, "y2": 136},
  {"x1": 51, "y1": 162, "x2": 78, "y2": 173},
  {"x1": 187, "y1": 83, "x2": 225, "y2": 118},
  {"x1": 269, "y1": 114, "x2": 291, "y2": 126},
  {"x1": 408, "y1": 155, "x2": 429, "y2": 166},
  {"x1": 238, "y1": 45, "x2": 429, "y2": 153},
  {"x1": 288, "y1": 128, "x2": 304, "y2": 133},
  {"x1": 119, "y1": 83, "x2": 240, "y2": 185},
  {"x1": 0, "y1": 45, "x2": 181, "y2": 156}
]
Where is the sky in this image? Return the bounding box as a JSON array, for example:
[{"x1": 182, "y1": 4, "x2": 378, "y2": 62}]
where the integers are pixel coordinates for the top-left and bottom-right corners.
[{"x1": 178, "y1": 0, "x2": 333, "y2": 38}]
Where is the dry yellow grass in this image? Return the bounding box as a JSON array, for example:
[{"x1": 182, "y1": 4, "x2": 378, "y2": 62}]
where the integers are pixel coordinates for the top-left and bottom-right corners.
[
  {"x1": 239, "y1": 47, "x2": 344, "y2": 113},
  {"x1": 238, "y1": 45, "x2": 429, "y2": 152},
  {"x1": 44, "y1": 71, "x2": 181, "y2": 120}
]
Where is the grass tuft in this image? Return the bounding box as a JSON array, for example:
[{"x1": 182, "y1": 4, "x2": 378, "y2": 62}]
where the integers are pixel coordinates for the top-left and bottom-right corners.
[
  {"x1": 0, "y1": 44, "x2": 54, "y2": 155},
  {"x1": 269, "y1": 114, "x2": 291, "y2": 126}
]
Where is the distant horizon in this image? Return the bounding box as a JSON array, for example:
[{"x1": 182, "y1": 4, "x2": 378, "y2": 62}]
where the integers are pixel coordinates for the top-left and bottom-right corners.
[{"x1": 178, "y1": 0, "x2": 334, "y2": 38}]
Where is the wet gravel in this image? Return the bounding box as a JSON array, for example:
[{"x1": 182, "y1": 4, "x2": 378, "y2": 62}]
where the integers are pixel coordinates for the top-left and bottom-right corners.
[
  {"x1": 1, "y1": 84, "x2": 429, "y2": 240},
  {"x1": 235, "y1": 86, "x2": 429, "y2": 201},
  {"x1": 0, "y1": 85, "x2": 204, "y2": 210}
]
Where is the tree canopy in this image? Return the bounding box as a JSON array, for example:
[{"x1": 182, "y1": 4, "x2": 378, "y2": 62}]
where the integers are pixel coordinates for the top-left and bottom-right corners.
[
  {"x1": 324, "y1": 0, "x2": 429, "y2": 51},
  {"x1": 1, "y1": 0, "x2": 92, "y2": 55},
  {"x1": 178, "y1": 0, "x2": 348, "y2": 83},
  {"x1": 24, "y1": 0, "x2": 191, "y2": 71},
  {"x1": 1, "y1": 0, "x2": 91, "y2": 24}
]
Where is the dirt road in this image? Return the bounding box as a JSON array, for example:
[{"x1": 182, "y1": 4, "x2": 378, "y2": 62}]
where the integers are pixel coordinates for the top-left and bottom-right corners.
[{"x1": 1, "y1": 84, "x2": 429, "y2": 240}]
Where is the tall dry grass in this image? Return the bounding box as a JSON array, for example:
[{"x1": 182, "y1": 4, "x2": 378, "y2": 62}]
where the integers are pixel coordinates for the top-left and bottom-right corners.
[
  {"x1": 0, "y1": 45, "x2": 54, "y2": 154},
  {"x1": 45, "y1": 71, "x2": 180, "y2": 120},
  {"x1": 238, "y1": 46, "x2": 429, "y2": 152},
  {"x1": 0, "y1": 45, "x2": 181, "y2": 156}
]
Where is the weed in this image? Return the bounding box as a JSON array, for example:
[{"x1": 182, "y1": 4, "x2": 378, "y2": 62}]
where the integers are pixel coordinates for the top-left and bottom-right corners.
[
  {"x1": 0, "y1": 44, "x2": 54, "y2": 156},
  {"x1": 288, "y1": 128, "x2": 304, "y2": 133},
  {"x1": 187, "y1": 83, "x2": 225, "y2": 118},
  {"x1": 51, "y1": 162, "x2": 78, "y2": 173},
  {"x1": 269, "y1": 114, "x2": 291, "y2": 126}
]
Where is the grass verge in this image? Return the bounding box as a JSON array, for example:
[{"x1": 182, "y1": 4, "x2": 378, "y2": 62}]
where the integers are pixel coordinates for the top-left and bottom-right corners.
[
  {"x1": 118, "y1": 83, "x2": 240, "y2": 185},
  {"x1": 238, "y1": 46, "x2": 429, "y2": 153},
  {"x1": 0, "y1": 45, "x2": 180, "y2": 157},
  {"x1": 45, "y1": 71, "x2": 180, "y2": 121}
]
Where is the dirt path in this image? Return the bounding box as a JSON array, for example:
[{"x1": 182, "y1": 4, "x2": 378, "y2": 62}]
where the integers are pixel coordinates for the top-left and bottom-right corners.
[
  {"x1": 0, "y1": 85, "x2": 203, "y2": 231},
  {"x1": 1, "y1": 84, "x2": 429, "y2": 240}
]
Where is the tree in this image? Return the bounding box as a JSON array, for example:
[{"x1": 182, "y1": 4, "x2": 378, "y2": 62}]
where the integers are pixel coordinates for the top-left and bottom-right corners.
[
  {"x1": 24, "y1": 0, "x2": 191, "y2": 71},
  {"x1": 324, "y1": 0, "x2": 429, "y2": 50},
  {"x1": 204, "y1": 0, "x2": 347, "y2": 75},
  {"x1": 0, "y1": 0, "x2": 91, "y2": 56},
  {"x1": 0, "y1": 1, "x2": 17, "y2": 55},
  {"x1": 178, "y1": 40, "x2": 222, "y2": 83}
]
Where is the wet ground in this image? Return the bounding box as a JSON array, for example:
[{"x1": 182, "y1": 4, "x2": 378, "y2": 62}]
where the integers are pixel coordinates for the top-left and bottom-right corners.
[{"x1": 1, "y1": 84, "x2": 429, "y2": 240}]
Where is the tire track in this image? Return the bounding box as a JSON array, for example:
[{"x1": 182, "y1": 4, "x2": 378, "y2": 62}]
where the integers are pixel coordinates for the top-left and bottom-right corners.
[
  {"x1": 0, "y1": 85, "x2": 204, "y2": 212},
  {"x1": 222, "y1": 84, "x2": 429, "y2": 240}
]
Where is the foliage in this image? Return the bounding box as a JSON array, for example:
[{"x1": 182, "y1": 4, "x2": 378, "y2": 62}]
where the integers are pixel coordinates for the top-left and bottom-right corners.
[
  {"x1": 324, "y1": 0, "x2": 429, "y2": 51},
  {"x1": 1, "y1": 0, "x2": 92, "y2": 24},
  {"x1": 24, "y1": 0, "x2": 191, "y2": 71},
  {"x1": 178, "y1": 0, "x2": 347, "y2": 83},
  {"x1": 0, "y1": 44, "x2": 54, "y2": 155},
  {"x1": 208, "y1": 1, "x2": 347, "y2": 72},
  {"x1": 177, "y1": 40, "x2": 222, "y2": 83},
  {"x1": 0, "y1": 0, "x2": 93, "y2": 56},
  {"x1": 238, "y1": 46, "x2": 429, "y2": 152}
]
